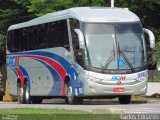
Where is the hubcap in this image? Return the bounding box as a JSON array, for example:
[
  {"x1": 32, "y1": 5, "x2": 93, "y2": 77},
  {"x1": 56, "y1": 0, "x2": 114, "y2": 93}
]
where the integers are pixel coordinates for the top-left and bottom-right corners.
[
  {"x1": 25, "y1": 86, "x2": 29, "y2": 101},
  {"x1": 19, "y1": 87, "x2": 23, "y2": 101},
  {"x1": 67, "y1": 84, "x2": 72, "y2": 101}
]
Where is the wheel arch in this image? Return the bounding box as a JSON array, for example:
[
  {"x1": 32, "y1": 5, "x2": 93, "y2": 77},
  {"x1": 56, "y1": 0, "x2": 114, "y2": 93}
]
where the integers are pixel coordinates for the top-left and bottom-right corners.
[
  {"x1": 64, "y1": 75, "x2": 74, "y2": 96},
  {"x1": 17, "y1": 77, "x2": 28, "y2": 88},
  {"x1": 64, "y1": 75, "x2": 70, "y2": 84}
]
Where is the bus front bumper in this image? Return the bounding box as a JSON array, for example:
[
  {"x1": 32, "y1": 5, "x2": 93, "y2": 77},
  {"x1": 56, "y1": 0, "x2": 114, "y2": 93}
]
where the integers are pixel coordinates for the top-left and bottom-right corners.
[{"x1": 83, "y1": 79, "x2": 147, "y2": 96}]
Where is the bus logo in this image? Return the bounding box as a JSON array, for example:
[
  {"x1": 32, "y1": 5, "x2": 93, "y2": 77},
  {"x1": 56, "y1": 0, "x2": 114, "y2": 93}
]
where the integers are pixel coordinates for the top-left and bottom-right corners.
[
  {"x1": 112, "y1": 76, "x2": 126, "y2": 81},
  {"x1": 8, "y1": 56, "x2": 19, "y2": 68},
  {"x1": 118, "y1": 59, "x2": 125, "y2": 67}
]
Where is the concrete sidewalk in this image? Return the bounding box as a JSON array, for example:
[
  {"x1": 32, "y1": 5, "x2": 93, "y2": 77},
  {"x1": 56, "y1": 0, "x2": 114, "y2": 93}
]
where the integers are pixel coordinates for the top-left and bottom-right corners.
[{"x1": 146, "y1": 82, "x2": 160, "y2": 96}]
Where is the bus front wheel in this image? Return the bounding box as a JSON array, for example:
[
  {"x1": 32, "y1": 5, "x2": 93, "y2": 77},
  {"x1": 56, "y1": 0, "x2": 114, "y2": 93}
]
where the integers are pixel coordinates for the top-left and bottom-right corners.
[
  {"x1": 65, "y1": 81, "x2": 83, "y2": 104},
  {"x1": 118, "y1": 95, "x2": 131, "y2": 104},
  {"x1": 65, "y1": 81, "x2": 76, "y2": 104}
]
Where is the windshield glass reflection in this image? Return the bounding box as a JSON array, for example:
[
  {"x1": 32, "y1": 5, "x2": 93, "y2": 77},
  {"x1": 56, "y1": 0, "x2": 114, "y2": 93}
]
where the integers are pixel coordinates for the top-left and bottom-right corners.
[{"x1": 83, "y1": 23, "x2": 146, "y2": 71}]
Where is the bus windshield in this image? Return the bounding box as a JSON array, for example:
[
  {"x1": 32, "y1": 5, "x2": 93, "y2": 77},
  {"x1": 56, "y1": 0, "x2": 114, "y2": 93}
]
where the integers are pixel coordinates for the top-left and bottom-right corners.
[{"x1": 83, "y1": 23, "x2": 147, "y2": 71}]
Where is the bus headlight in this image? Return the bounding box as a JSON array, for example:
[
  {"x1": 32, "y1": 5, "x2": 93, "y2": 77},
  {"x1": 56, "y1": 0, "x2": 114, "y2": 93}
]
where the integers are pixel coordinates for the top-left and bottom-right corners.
[
  {"x1": 136, "y1": 77, "x2": 147, "y2": 81},
  {"x1": 83, "y1": 75, "x2": 100, "y2": 83},
  {"x1": 89, "y1": 78, "x2": 97, "y2": 82},
  {"x1": 88, "y1": 77, "x2": 99, "y2": 82}
]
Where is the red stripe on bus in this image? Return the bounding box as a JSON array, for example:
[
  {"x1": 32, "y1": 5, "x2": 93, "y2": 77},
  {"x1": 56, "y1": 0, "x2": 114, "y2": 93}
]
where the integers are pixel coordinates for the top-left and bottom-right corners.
[
  {"x1": 23, "y1": 55, "x2": 66, "y2": 96},
  {"x1": 15, "y1": 68, "x2": 24, "y2": 88}
]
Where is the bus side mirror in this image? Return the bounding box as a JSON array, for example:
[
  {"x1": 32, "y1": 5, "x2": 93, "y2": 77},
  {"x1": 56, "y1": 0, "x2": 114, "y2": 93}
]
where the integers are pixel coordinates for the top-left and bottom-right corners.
[
  {"x1": 143, "y1": 28, "x2": 155, "y2": 48},
  {"x1": 74, "y1": 29, "x2": 85, "y2": 49}
]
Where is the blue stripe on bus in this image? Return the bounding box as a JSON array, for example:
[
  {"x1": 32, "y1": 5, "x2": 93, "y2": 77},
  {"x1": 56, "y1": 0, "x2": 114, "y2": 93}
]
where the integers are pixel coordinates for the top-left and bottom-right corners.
[
  {"x1": 7, "y1": 50, "x2": 84, "y2": 96},
  {"x1": 19, "y1": 66, "x2": 31, "y2": 90},
  {"x1": 34, "y1": 59, "x2": 62, "y2": 96}
]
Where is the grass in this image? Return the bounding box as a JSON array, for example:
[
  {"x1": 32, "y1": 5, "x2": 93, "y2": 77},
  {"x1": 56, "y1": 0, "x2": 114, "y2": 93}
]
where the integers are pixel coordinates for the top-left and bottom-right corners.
[
  {"x1": 0, "y1": 108, "x2": 121, "y2": 120},
  {"x1": 148, "y1": 77, "x2": 160, "y2": 82},
  {"x1": 0, "y1": 108, "x2": 87, "y2": 114},
  {"x1": 146, "y1": 97, "x2": 160, "y2": 100}
]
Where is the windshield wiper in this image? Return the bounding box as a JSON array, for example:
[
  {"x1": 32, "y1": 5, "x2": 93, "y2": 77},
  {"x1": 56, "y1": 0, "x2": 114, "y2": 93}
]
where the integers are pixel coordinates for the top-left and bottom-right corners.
[
  {"x1": 101, "y1": 53, "x2": 113, "y2": 73},
  {"x1": 117, "y1": 42, "x2": 135, "y2": 72},
  {"x1": 101, "y1": 44, "x2": 115, "y2": 73}
]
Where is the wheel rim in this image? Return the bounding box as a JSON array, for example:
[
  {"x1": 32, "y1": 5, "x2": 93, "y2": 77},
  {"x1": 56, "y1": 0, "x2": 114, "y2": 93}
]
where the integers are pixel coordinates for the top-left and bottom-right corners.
[
  {"x1": 18, "y1": 86, "x2": 23, "y2": 102},
  {"x1": 67, "y1": 83, "x2": 72, "y2": 102},
  {"x1": 25, "y1": 85, "x2": 29, "y2": 101}
]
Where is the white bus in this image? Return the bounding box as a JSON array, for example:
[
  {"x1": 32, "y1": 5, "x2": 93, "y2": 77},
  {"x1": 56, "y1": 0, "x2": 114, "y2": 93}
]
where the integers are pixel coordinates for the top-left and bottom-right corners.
[{"x1": 7, "y1": 7, "x2": 155, "y2": 104}]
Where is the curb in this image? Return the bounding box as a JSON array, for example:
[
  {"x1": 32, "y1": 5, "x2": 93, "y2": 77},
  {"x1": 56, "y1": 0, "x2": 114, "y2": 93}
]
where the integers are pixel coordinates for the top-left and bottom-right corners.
[
  {"x1": 146, "y1": 100, "x2": 160, "y2": 104},
  {"x1": 91, "y1": 108, "x2": 125, "y2": 114}
]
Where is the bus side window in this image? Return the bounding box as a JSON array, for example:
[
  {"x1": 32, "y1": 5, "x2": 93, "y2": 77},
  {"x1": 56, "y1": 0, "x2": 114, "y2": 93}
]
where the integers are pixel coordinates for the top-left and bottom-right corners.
[
  {"x1": 12, "y1": 30, "x2": 18, "y2": 52},
  {"x1": 48, "y1": 22, "x2": 58, "y2": 48},
  {"x1": 21, "y1": 28, "x2": 29, "y2": 51},
  {"x1": 7, "y1": 31, "x2": 14, "y2": 52},
  {"x1": 48, "y1": 20, "x2": 70, "y2": 51},
  {"x1": 37, "y1": 24, "x2": 48, "y2": 49},
  {"x1": 29, "y1": 26, "x2": 37, "y2": 50},
  {"x1": 58, "y1": 20, "x2": 70, "y2": 51}
]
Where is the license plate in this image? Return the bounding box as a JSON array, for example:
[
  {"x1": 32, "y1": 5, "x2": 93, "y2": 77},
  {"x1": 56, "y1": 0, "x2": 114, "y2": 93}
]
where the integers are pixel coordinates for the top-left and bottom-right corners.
[{"x1": 113, "y1": 88, "x2": 124, "y2": 92}]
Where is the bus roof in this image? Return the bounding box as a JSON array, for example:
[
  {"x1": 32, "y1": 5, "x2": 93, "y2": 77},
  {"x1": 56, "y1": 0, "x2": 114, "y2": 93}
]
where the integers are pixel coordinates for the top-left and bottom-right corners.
[{"x1": 8, "y1": 7, "x2": 140, "y2": 31}]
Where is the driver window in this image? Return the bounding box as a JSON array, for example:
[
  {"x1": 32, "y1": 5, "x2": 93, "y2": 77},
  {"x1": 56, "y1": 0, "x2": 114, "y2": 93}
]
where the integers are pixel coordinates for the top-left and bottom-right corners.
[{"x1": 69, "y1": 18, "x2": 83, "y2": 66}]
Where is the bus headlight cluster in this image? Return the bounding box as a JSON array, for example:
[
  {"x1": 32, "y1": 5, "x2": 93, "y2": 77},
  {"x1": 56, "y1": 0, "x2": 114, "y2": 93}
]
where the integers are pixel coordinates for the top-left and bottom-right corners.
[
  {"x1": 83, "y1": 75, "x2": 100, "y2": 83},
  {"x1": 88, "y1": 77, "x2": 99, "y2": 82},
  {"x1": 136, "y1": 77, "x2": 147, "y2": 81},
  {"x1": 89, "y1": 78, "x2": 97, "y2": 82}
]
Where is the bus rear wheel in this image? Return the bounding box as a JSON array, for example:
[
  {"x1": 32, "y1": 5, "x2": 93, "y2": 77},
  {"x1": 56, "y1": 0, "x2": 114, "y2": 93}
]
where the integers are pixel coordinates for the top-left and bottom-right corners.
[
  {"x1": 24, "y1": 81, "x2": 42, "y2": 104},
  {"x1": 17, "y1": 82, "x2": 25, "y2": 104},
  {"x1": 118, "y1": 95, "x2": 131, "y2": 104},
  {"x1": 24, "y1": 81, "x2": 31, "y2": 104}
]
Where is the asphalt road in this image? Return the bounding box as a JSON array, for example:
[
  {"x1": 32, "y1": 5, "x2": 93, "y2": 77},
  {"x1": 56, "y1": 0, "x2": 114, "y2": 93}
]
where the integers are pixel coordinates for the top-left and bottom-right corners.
[{"x1": 0, "y1": 99, "x2": 160, "y2": 114}]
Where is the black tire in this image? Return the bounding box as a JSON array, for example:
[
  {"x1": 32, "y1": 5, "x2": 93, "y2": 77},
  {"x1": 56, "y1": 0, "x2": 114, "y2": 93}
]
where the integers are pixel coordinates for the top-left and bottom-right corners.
[
  {"x1": 118, "y1": 95, "x2": 131, "y2": 104},
  {"x1": 76, "y1": 97, "x2": 83, "y2": 104},
  {"x1": 17, "y1": 82, "x2": 25, "y2": 104},
  {"x1": 24, "y1": 81, "x2": 31, "y2": 104},
  {"x1": 65, "y1": 97, "x2": 83, "y2": 104},
  {"x1": 31, "y1": 97, "x2": 43, "y2": 104},
  {"x1": 65, "y1": 81, "x2": 83, "y2": 104},
  {"x1": 65, "y1": 81, "x2": 76, "y2": 104}
]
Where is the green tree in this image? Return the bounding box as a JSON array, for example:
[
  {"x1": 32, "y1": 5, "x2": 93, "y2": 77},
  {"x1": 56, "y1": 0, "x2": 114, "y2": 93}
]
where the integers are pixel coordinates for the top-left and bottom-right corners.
[
  {"x1": 130, "y1": 0, "x2": 160, "y2": 68},
  {"x1": 153, "y1": 42, "x2": 160, "y2": 66},
  {"x1": 15, "y1": 0, "x2": 107, "y2": 16},
  {"x1": 0, "y1": 0, "x2": 34, "y2": 33},
  {"x1": 0, "y1": 0, "x2": 35, "y2": 49}
]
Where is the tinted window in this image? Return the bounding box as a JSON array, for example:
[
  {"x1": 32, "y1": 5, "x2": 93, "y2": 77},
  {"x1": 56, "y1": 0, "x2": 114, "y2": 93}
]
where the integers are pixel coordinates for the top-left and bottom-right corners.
[
  {"x1": 7, "y1": 19, "x2": 70, "y2": 52},
  {"x1": 7, "y1": 31, "x2": 14, "y2": 52},
  {"x1": 70, "y1": 18, "x2": 80, "y2": 48},
  {"x1": 115, "y1": 23, "x2": 142, "y2": 33},
  {"x1": 48, "y1": 20, "x2": 70, "y2": 50},
  {"x1": 21, "y1": 28, "x2": 28, "y2": 51},
  {"x1": 48, "y1": 21, "x2": 58, "y2": 48},
  {"x1": 13, "y1": 29, "x2": 21, "y2": 52},
  {"x1": 69, "y1": 18, "x2": 84, "y2": 67},
  {"x1": 37, "y1": 24, "x2": 48, "y2": 49},
  {"x1": 59, "y1": 20, "x2": 70, "y2": 50},
  {"x1": 29, "y1": 26, "x2": 37, "y2": 50}
]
